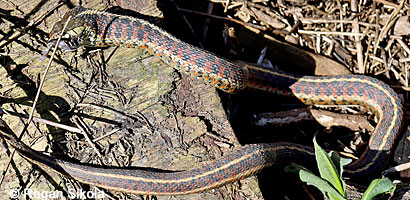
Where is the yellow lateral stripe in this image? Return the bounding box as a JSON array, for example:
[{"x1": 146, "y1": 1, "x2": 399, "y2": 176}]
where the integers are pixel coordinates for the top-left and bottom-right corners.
[{"x1": 61, "y1": 146, "x2": 312, "y2": 184}]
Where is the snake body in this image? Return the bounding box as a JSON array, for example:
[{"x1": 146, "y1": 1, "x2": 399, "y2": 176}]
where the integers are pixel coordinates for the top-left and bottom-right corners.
[{"x1": 2, "y1": 6, "x2": 403, "y2": 195}]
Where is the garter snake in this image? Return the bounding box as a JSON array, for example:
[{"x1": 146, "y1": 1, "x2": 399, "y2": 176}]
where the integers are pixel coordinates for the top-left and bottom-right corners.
[{"x1": 1, "y1": 6, "x2": 403, "y2": 195}]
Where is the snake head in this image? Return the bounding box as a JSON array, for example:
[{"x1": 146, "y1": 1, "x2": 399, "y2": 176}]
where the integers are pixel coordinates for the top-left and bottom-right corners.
[{"x1": 40, "y1": 6, "x2": 93, "y2": 60}]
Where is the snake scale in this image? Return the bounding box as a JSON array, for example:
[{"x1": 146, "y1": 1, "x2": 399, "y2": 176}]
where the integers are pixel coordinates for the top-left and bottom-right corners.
[{"x1": 1, "y1": 6, "x2": 403, "y2": 195}]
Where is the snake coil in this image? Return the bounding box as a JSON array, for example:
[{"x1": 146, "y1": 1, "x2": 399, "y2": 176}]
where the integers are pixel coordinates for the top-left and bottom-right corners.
[{"x1": 2, "y1": 6, "x2": 403, "y2": 195}]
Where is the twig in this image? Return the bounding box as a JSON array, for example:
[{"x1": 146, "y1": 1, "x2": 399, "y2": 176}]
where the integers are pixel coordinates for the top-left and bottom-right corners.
[
  {"x1": 0, "y1": 108, "x2": 82, "y2": 133},
  {"x1": 170, "y1": 112, "x2": 183, "y2": 149},
  {"x1": 0, "y1": 15, "x2": 73, "y2": 188},
  {"x1": 399, "y1": 58, "x2": 410, "y2": 63},
  {"x1": 0, "y1": 2, "x2": 63, "y2": 48},
  {"x1": 253, "y1": 107, "x2": 373, "y2": 132},
  {"x1": 374, "y1": 0, "x2": 400, "y2": 8},
  {"x1": 169, "y1": 0, "x2": 204, "y2": 48},
  {"x1": 298, "y1": 30, "x2": 363, "y2": 37},
  {"x1": 351, "y1": 0, "x2": 364, "y2": 73},
  {"x1": 77, "y1": 103, "x2": 136, "y2": 120},
  {"x1": 72, "y1": 116, "x2": 103, "y2": 158},
  {"x1": 396, "y1": 38, "x2": 410, "y2": 55},
  {"x1": 18, "y1": 15, "x2": 73, "y2": 138},
  {"x1": 383, "y1": 161, "x2": 410, "y2": 175},
  {"x1": 0, "y1": 140, "x2": 17, "y2": 186},
  {"x1": 223, "y1": 0, "x2": 230, "y2": 13},
  {"x1": 202, "y1": 2, "x2": 214, "y2": 42},
  {"x1": 299, "y1": 18, "x2": 378, "y2": 27},
  {"x1": 373, "y1": 0, "x2": 405, "y2": 54},
  {"x1": 178, "y1": 7, "x2": 267, "y2": 31},
  {"x1": 13, "y1": 106, "x2": 39, "y2": 138},
  {"x1": 92, "y1": 129, "x2": 120, "y2": 143}
]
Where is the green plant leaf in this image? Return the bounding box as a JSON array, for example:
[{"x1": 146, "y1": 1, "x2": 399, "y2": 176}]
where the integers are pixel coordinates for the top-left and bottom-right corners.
[
  {"x1": 285, "y1": 164, "x2": 346, "y2": 200},
  {"x1": 284, "y1": 163, "x2": 312, "y2": 174},
  {"x1": 329, "y1": 151, "x2": 351, "y2": 179},
  {"x1": 328, "y1": 150, "x2": 351, "y2": 194},
  {"x1": 361, "y1": 177, "x2": 395, "y2": 200},
  {"x1": 299, "y1": 169, "x2": 346, "y2": 200},
  {"x1": 313, "y1": 137, "x2": 346, "y2": 196}
]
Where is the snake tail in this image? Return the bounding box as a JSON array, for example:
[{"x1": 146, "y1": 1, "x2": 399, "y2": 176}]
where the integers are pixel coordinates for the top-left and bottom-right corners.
[{"x1": 0, "y1": 120, "x2": 314, "y2": 195}]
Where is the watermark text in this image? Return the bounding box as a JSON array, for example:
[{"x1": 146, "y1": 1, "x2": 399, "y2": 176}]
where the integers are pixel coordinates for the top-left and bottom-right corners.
[{"x1": 9, "y1": 188, "x2": 105, "y2": 199}]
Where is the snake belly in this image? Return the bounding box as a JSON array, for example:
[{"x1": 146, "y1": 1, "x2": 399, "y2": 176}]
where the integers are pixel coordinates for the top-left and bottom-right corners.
[{"x1": 3, "y1": 6, "x2": 403, "y2": 195}]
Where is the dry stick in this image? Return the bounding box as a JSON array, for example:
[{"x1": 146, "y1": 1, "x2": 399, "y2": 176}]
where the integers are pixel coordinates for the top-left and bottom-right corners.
[
  {"x1": 76, "y1": 103, "x2": 154, "y2": 130},
  {"x1": 362, "y1": 10, "x2": 377, "y2": 73},
  {"x1": 399, "y1": 58, "x2": 410, "y2": 63},
  {"x1": 178, "y1": 8, "x2": 267, "y2": 31},
  {"x1": 19, "y1": 13, "x2": 72, "y2": 139},
  {"x1": 335, "y1": 0, "x2": 345, "y2": 47},
  {"x1": 351, "y1": 0, "x2": 364, "y2": 73},
  {"x1": 12, "y1": 106, "x2": 40, "y2": 138},
  {"x1": 77, "y1": 103, "x2": 135, "y2": 120},
  {"x1": 169, "y1": 0, "x2": 204, "y2": 49},
  {"x1": 299, "y1": 18, "x2": 377, "y2": 27},
  {"x1": 373, "y1": 0, "x2": 405, "y2": 55},
  {"x1": 396, "y1": 38, "x2": 410, "y2": 88},
  {"x1": 0, "y1": 108, "x2": 82, "y2": 133},
  {"x1": 374, "y1": 0, "x2": 400, "y2": 8},
  {"x1": 370, "y1": 6, "x2": 381, "y2": 70},
  {"x1": 396, "y1": 38, "x2": 410, "y2": 55},
  {"x1": 202, "y1": 2, "x2": 214, "y2": 43},
  {"x1": 297, "y1": 30, "x2": 363, "y2": 37},
  {"x1": 407, "y1": 63, "x2": 409, "y2": 92},
  {"x1": 92, "y1": 129, "x2": 120, "y2": 143},
  {"x1": 383, "y1": 161, "x2": 410, "y2": 175},
  {"x1": 72, "y1": 116, "x2": 103, "y2": 159},
  {"x1": 223, "y1": 0, "x2": 230, "y2": 13},
  {"x1": 0, "y1": 2, "x2": 63, "y2": 48},
  {"x1": 0, "y1": 15, "x2": 73, "y2": 187}
]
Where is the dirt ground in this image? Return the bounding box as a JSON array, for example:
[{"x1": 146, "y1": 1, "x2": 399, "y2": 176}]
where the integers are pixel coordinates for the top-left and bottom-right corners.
[{"x1": 0, "y1": 0, "x2": 409, "y2": 200}]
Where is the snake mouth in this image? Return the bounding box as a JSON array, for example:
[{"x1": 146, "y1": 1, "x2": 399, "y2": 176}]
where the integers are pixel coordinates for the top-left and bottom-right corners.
[{"x1": 39, "y1": 38, "x2": 79, "y2": 61}]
